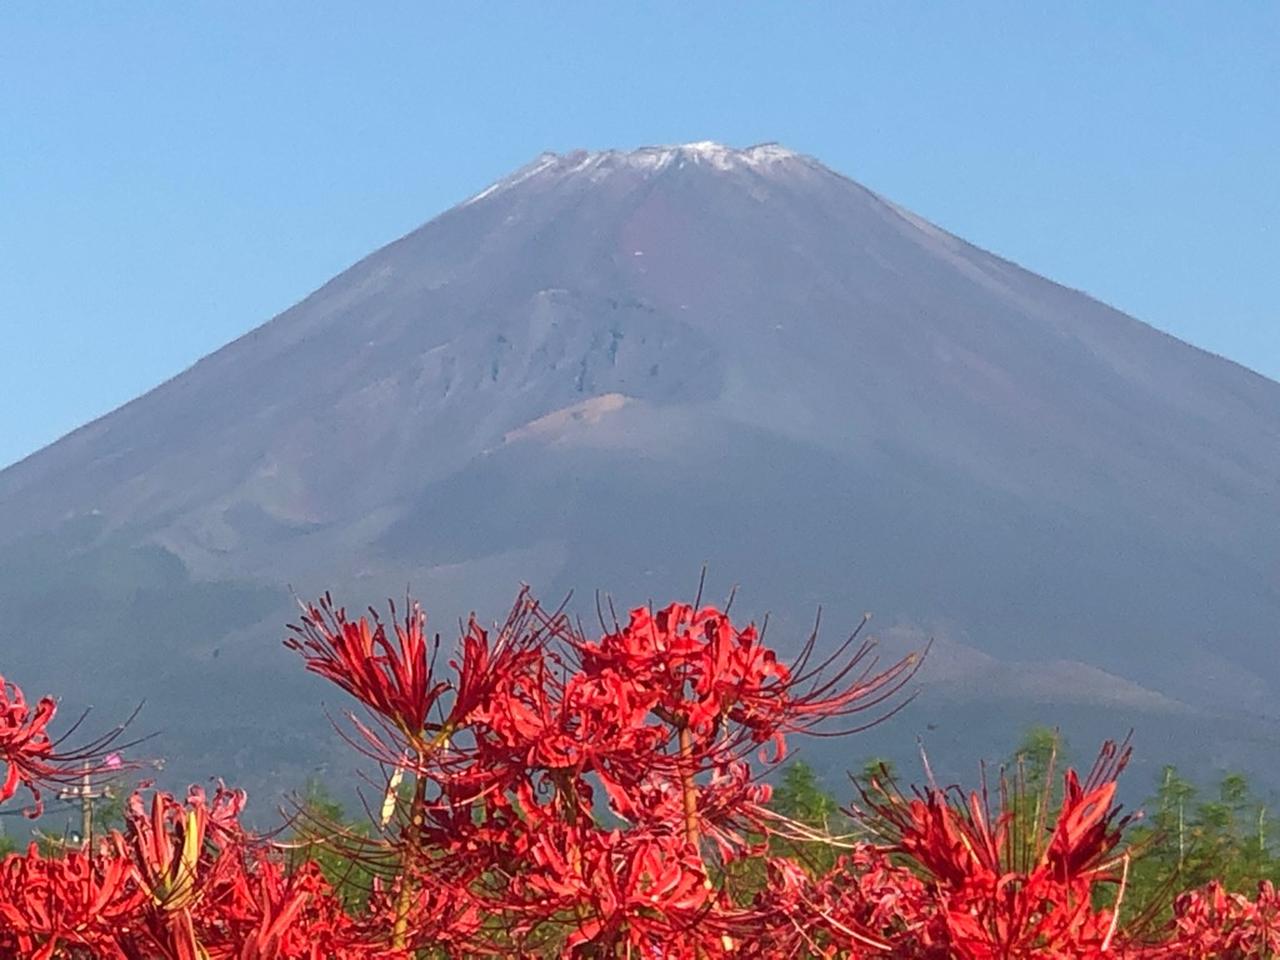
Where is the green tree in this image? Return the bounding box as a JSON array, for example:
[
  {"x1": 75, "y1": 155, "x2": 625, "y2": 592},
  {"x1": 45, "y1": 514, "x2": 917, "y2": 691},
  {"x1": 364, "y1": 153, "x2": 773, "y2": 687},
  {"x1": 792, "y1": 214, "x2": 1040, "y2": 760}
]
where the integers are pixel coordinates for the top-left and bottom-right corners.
[
  {"x1": 1126, "y1": 765, "x2": 1198, "y2": 921},
  {"x1": 773, "y1": 760, "x2": 841, "y2": 826},
  {"x1": 1126, "y1": 766, "x2": 1280, "y2": 928},
  {"x1": 769, "y1": 760, "x2": 845, "y2": 876}
]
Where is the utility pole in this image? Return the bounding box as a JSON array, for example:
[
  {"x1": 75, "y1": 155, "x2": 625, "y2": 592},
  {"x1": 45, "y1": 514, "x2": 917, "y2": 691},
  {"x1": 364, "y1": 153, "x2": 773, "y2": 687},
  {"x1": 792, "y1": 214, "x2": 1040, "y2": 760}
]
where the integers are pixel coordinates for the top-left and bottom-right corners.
[{"x1": 57, "y1": 761, "x2": 113, "y2": 850}]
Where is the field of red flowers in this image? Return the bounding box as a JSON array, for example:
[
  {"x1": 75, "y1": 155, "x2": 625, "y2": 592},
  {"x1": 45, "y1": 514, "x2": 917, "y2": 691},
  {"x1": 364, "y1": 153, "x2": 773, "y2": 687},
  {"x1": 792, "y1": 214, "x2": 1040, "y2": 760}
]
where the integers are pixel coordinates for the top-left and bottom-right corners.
[{"x1": 3, "y1": 587, "x2": 1278, "y2": 958}]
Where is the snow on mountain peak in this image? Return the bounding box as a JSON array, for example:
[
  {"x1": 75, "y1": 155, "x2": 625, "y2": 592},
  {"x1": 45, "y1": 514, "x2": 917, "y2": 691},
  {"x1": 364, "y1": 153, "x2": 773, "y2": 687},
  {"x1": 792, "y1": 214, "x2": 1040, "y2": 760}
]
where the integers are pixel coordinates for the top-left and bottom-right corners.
[
  {"x1": 461, "y1": 142, "x2": 810, "y2": 207},
  {"x1": 608, "y1": 140, "x2": 805, "y2": 171}
]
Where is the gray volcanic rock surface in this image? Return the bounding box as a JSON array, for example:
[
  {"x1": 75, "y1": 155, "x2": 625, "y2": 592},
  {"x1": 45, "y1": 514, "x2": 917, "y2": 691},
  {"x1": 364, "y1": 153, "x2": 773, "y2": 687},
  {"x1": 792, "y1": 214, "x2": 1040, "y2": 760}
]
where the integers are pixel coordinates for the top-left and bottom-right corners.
[{"x1": 3, "y1": 142, "x2": 1278, "y2": 803}]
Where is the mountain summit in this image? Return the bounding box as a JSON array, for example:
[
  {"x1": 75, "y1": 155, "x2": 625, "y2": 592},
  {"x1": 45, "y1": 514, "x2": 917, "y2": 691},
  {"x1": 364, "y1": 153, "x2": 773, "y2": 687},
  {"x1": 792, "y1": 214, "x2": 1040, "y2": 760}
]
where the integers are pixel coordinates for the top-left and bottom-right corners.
[
  {"x1": 467, "y1": 141, "x2": 810, "y2": 190},
  {"x1": 3, "y1": 142, "x2": 1279, "y2": 793}
]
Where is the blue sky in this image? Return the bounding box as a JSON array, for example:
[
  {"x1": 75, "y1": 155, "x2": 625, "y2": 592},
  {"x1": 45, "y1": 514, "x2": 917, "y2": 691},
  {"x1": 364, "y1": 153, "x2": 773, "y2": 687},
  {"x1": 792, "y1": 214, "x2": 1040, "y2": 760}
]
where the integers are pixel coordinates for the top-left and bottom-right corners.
[{"x1": 2, "y1": 4, "x2": 1276, "y2": 469}]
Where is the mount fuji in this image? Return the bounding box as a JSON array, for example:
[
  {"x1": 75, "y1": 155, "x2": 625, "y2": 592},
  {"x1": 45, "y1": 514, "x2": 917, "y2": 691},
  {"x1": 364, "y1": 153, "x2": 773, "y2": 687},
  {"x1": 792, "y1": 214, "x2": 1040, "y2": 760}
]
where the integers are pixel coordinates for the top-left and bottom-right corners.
[{"x1": 4, "y1": 142, "x2": 1278, "y2": 799}]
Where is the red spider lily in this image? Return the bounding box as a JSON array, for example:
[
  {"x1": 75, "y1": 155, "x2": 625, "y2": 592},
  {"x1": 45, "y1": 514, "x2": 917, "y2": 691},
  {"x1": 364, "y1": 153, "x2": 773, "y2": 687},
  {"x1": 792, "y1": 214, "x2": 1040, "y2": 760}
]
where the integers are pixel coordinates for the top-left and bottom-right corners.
[
  {"x1": 114, "y1": 787, "x2": 253, "y2": 960},
  {"x1": 287, "y1": 590, "x2": 551, "y2": 771},
  {"x1": 606, "y1": 758, "x2": 775, "y2": 865},
  {"x1": 123, "y1": 790, "x2": 211, "y2": 913},
  {"x1": 285, "y1": 596, "x2": 448, "y2": 744},
  {"x1": 225, "y1": 862, "x2": 315, "y2": 960},
  {"x1": 1, "y1": 673, "x2": 139, "y2": 819},
  {"x1": 856, "y1": 740, "x2": 1136, "y2": 958},
  {"x1": 1135, "y1": 879, "x2": 1280, "y2": 959},
  {"x1": 505, "y1": 819, "x2": 718, "y2": 955},
  {"x1": 578, "y1": 603, "x2": 921, "y2": 762},
  {"x1": 576, "y1": 603, "x2": 792, "y2": 735},
  {"x1": 357, "y1": 869, "x2": 482, "y2": 956},
  {"x1": 742, "y1": 850, "x2": 938, "y2": 958},
  {"x1": 476, "y1": 653, "x2": 672, "y2": 823},
  {"x1": 0, "y1": 676, "x2": 58, "y2": 814},
  {"x1": 198, "y1": 856, "x2": 364, "y2": 960},
  {"x1": 450, "y1": 606, "x2": 549, "y2": 734},
  {"x1": 0, "y1": 842, "x2": 143, "y2": 960}
]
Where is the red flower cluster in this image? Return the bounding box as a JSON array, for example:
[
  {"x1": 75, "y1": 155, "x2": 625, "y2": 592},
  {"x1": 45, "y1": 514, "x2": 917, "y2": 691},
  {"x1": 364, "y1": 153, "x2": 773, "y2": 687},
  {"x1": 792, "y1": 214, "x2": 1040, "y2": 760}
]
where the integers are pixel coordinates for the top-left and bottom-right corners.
[
  {"x1": 4, "y1": 585, "x2": 1279, "y2": 957},
  {"x1": 283, "y1": 589, "x2": 917, "y2": 955},
  {"x1": 744, "y1": 743, "x2": 1138, "y2": 958},
  {"x1": 0, "y1": 784, "x2": 366, "y2": 960},
  {"x1": 1146, "y1": 880, "x2": 1280, "y2": 958}
]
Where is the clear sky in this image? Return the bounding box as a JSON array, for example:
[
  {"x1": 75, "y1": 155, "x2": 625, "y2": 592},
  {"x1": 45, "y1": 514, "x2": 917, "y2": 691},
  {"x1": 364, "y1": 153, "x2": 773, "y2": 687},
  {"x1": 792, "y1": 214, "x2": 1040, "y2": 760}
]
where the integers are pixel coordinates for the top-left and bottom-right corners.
[{"x1": 2, "y1": 4, "x2": 1276, "y2": 470}]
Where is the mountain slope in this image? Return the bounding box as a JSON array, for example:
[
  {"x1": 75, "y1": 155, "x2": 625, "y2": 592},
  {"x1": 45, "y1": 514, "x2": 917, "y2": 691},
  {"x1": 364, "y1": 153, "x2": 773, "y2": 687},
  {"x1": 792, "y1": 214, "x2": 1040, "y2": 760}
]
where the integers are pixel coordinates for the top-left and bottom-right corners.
[{"x1": 3, "y1": 142, "x2": 1278, "y2": 798}]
